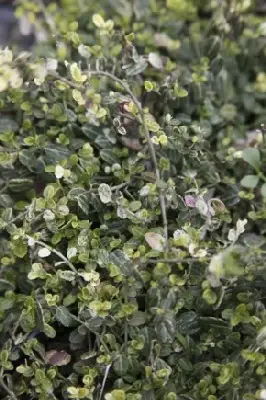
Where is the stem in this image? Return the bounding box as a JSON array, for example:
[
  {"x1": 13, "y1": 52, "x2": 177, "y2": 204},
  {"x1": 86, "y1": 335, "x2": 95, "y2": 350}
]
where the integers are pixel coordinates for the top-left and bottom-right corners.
[
  {"x1": 111, "y1": 182, "x2": 128, "y2": 192},
  {"x1": 26, "y1": 236, "x2": 78, "y2": 274},
  {"x1": 0, "y1": 183, "x2": 9, "y2": 195},
  {"x1": 11, "y1": 313, "x2": 23, "y2": 340},
  {"x1": 50, "y1": 69, "x2": 168, "y2": 248},
  {"x1": 87, "y1": 70, "x2": 168, "y2": 248},
  {"x1": 0, "y1": 377, "x2": 19, "y2": 400},
  {"x1": 35, "y1": 0, "x2": 57, "y2": 36},
  {"x1": 98, "y1": 364, "x2": 111, "y2": 400},
  {"x1": 117, "y1": 112, "x2": 141, "y2": 123},
  {"x1": 144, "y1": 257, "x2": 210, "y2": 264}
]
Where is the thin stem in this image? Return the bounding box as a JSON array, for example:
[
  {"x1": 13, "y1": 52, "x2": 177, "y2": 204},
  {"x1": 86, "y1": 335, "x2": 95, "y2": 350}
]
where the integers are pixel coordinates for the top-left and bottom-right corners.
[
  {"x1": 117, "y1": 112, "x2": 140, "y2": 123},
  {"x1": 50, "y1": 69, "x2": 168, "y2": 248},
  {"x1": 87, "y1": 70, "x2": 168, "y2": 248},
  {"x1": 98, "y1": 364, "x2": 111, "y2": 400},
  {"x1": 111, "y1": 182, "x2": 128, "y2": 192},
  {"x1": 11, "y1": 313, "x2": 23, "y2": 340},
  {"x1": 26, "y1": 236, "x2": 78, "y2": 274},
  {"x1": 50, "y1": 73, "x2": 81, "y2": 89},
  {"x1": 0, "y1": 183, "x2": 9, "y2": 195},
  {"x1": 35, "y1": 0, "x2": 57, "y2": 37},
  {"x1": 144, "y1": 257, "x2": 210, "y2": 264},
  {"x1": 0, "y1": 147, "x2": 19, "y2": 153},
  {"x1": 0, "y1": 377, "x2": 19, "y2": 400},
  {"x1": 67, "y1": 312, "x2": 110, "y2": 354}
]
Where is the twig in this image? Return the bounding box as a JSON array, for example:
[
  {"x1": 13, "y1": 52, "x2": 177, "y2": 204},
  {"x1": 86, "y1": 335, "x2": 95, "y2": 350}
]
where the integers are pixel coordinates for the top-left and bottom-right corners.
[
  {"x1": 50, "y1": 69, "x2": 168, "y2": 248},
  {"x1": 0, "y1": 183, "x2": 9, "y2": 195},
  {"x1": 0, "y1": 377, "x2": 19, "y2": 400},
  {"x1": 51, "y1": 74, "x2": 81, "y2": 89},
  {"x1": 86, "y1": 70, "x2": 168, "y2": 249},
  {"x1": 111, "y1": 182, "x2": 128, "y2": 192},
  {"x1": 117, "y1": 112, "x2": 140, "y2": 123},
  {"x1": 0, "y1": 147, "x2": 19, "y2": 153},
  {"x1": 35, "y1": 0, "x2": 56, "y2": 37},
  {"x1": 26, "y1": 236, "x2": 78, "y2": 274},
  {"x1": 11, "y1": 313, "x2": 23, "y2": 340},
  {"x1": 144, "y1": 257, "x2": 210, "y2": 264},
  {"x1": 98, "y1": 364, "x2": 111, "y2": 400}
]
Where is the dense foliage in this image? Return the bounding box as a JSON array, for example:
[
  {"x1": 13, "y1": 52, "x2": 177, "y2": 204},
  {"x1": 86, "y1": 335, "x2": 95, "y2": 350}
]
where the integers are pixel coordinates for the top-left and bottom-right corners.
[{"x1": 1, "y1": 0, "x2": 266, "y2": 399}]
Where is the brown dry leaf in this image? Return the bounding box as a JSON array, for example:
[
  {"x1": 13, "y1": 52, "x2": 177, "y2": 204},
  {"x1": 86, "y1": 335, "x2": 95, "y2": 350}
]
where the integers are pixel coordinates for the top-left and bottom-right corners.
[
  {"x1": 45, "y1": 349, "x2": 71, "y2": 366},
  {"x1": 121, "y1": 136, "x2": 142, "y2": 151}
]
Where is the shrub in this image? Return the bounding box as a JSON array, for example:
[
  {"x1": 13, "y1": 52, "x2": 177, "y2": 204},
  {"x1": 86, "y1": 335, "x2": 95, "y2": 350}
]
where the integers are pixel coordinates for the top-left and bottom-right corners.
[{"x1": 0, "y1": 1, "x2": 266, "y2": 399}]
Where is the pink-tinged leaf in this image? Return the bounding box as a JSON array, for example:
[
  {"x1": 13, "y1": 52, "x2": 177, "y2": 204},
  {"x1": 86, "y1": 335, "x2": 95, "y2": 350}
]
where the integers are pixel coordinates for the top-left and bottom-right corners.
[
  {"x1": 145, "y1": 232, "x2": 165, "y2": 252},
  {"x1": 44, "y1": 350, "x2": 71, "y2": 366},
  {"x1": 184, "y1": 195, "x2": 197, "y2": 208}
]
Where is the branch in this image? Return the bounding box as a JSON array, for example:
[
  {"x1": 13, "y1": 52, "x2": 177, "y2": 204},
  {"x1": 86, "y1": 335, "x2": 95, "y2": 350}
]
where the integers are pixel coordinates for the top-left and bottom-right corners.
[
  {"x1": 144, "y1": 257, "x2": 210, "y2": 264},
  {"x1": 35, "y1": 0, "x2": 57, "y2": 37},
  {"x1": 50, "y1": 69, "x2": 168, "y2": 248},
  {"x1": 87, "y1": 70, "x2": 168, "y2": 248},
  {"x1": 98, "y1": 364, "x2": 111, "y2": 400},
  {"x1": 0, "y1": 377, "x2": 19, "y2": 400},
  {"x1": 26, "y1": 236, "x2": 78, "y2": 274}
]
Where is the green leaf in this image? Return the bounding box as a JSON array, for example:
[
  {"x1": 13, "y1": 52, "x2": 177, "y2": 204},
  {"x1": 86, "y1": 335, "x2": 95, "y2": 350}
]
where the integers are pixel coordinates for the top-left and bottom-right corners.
[
  {"x1": 200, "y1": 317, "x2": 231, "y2": 333},
  {"x1": 113, "y1": 354, "x2": 129, "y2": 377},
  {"x1": 92, "y1": 13, "x2": 105, "y2": 28},
  {"x1": 109, "y1": 250, "x2": 132, "y2": 276},
  {"x1": 261, "y1": 183, "x2": 266, "y2": 197},
  {"x1": 242, "y1": 148, "x2": 261, "y2": 169},
  {"x1": 240, "y1": 174, "x2": 259, "y2": 189},
  {"x1": 43, "y1": 185, "x2": 55, "y2": 199},
  {"x1": 128, "y1": 311, "x2": 146, "y2": 326},
  {"x1": 2, "y1": 208, "x2": 12, "y2": 223},
  {"x1": 220, "y1": 104, "x2": 237, "y2": 121},
  {"x1": 155, "y1": 316, "x2": 176, "y2": 343},
  {"x1": 0, "y1": 194, "x2": 13, "y2": 207},
  {"x1": 0, "y1": 279, "x2": 15, "y2": 291},
  {"x1": 68, "y1": 188, "x2": 90, "y2": 214},
  {"x1": 100, "y1": 149, "x2": 120, "y2": 165},
  {"x1": 56, "y1": 306, "x2": 76, "y2": 327},
  {"x1": 176, "y1": 88, "x2": 188, "y2": 97},
  {"x1": 176, "y1": 311, "x2": 199, "y2": 335},
  {"x1": 0, "y1": 117, "x2": 18, "y2": 132},
  {"x1": 145, "y1": 81, "x2": 154, "y2": 92},
  {"x1": 70, "y1": 63, "x2": 87, "y2": 83}
]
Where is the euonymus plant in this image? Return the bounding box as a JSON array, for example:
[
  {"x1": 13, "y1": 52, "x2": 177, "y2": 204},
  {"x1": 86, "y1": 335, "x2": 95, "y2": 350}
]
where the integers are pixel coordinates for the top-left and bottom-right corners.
[{"x1": 1, "y1": 0, "x2": 266, "y2": 399}]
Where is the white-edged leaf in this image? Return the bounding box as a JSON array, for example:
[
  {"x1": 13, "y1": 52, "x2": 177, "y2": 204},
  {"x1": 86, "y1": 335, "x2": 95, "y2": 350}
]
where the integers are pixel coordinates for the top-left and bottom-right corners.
[
  {"x1": 38, "y1": 248, "x2": 51, "y2": 258},
  {"x1": 145, "y1": 232, "x2": 165, "y2": 252},
  {"x1": 98, "y1": 183, "x2": 112, "y2": 204},
  {"x1": 148, "y1": 52, "x2": 163, "y2": 69},
  {"x1": 67, "y1": 247, "x2": 77, "y2": 260},
  {"x1": 55, "y1": 165, "x2": 65, "y2": 179}
]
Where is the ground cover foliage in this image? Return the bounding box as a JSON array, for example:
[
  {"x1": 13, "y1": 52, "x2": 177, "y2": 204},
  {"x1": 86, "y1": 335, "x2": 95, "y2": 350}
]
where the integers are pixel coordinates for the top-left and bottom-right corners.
[{"x1": 0, "y1": 0, "x2": 266, "y2": 399}]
